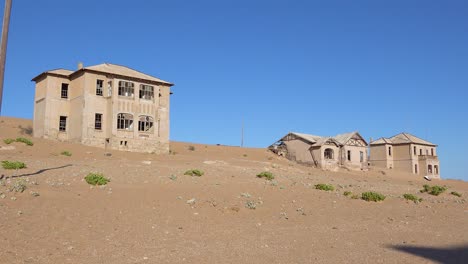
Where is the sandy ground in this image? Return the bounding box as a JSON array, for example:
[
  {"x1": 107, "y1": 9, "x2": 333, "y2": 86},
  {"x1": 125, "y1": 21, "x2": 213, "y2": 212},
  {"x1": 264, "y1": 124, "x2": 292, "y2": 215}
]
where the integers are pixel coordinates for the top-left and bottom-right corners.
[{"x1": 0, "y1": 117, "x2": 467, "y2": 264}]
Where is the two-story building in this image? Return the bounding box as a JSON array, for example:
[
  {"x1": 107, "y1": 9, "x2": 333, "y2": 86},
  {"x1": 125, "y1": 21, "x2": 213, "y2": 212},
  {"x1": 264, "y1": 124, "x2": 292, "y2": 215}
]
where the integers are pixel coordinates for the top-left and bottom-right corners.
[
  {"x1": 31, "y1": 63, "x2": 173, "y2": 153},
  {"x1": 369, "y1": 133, "x2": 440, "y2": 178}
]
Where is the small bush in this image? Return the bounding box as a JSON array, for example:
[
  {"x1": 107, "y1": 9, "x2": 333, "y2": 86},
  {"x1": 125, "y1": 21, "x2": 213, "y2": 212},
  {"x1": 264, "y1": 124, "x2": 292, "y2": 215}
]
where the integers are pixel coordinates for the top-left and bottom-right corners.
[
  {"x1": 403, "y1": 194, "x2": 423, "y2": 203},
  {"x1": 451, "y1": 191, "x2": 462, "y2": 197},
  {"x1": 420, "y1": 185, "x2": 447, "y2": 196},
  {"x1": 85, "y1": 173, "x2": 110, "y2": 185},
  {"x1": 1, "y1": 160, "x2": 27, "y2": 170},
  {"x1": 343, "y1": 191, "x2": 352, "y2": 196},
  {"x1": 10, "y1": 179, "x2": 27, "y2": 193},
  {"x1": 3, "y1": 138, "x2": 15, "y2": 144},
  {"x1": 188, "y1": 145, "x2": 195, "y2": 151},
  {"x1": 245, "y1": 201, "x2": 257, "y2": 209},
  {"x1": 61, "y1": 151, "x2": 72, "y2": 157},
  {"x1": 256, "y1": 171, "x2": 274, "y2": 180},
  {"x1": 15, "y1": 137, "x2": 33, "y2": 146},
  {"x1": 361, "y1": 191, "x2": 386, "y2": 202},
  {"x1": 184, "y1": 169, "x2": 204, "y2": 177},
  {"x1": 315, "y1": 183, "x2": 335, "y2": 191},
  {"x1": 351, "y1": 194, "x2": 360, "y2": 199}
]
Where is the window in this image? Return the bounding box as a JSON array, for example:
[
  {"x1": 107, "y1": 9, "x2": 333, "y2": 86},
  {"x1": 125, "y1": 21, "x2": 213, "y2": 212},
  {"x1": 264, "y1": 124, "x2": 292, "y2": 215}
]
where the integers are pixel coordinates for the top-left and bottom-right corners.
[
  {"x1": 138, "y1": 115, "x2": 154, "y2": 132},
  {"x1": 426, "y1": 149, "x2": 429, "y2": 155},
  {"x1": 324, "y1": 148, "x2": 334, "y2": 160},
  {"x1": 428, "y1": 165, "x2": 433, "y2": 174},
  {"x1": 59, "y1": 116, "x2": 67, "y2": 131},
  {"x1": 415, "y1": 164, "x2": 418, "y2": 174},
  {"x1": 434, "y1": 165, "x2": 439, "y2": 174},
  {"x1": 419, "y1": 149, "x2": 422, "y2": 156},
  {"x1": 118, "y1": 81, "x2": 134, "y2": 97},
  {"x1": 96, "y1": 80, "x2": 103, "y2": 96},
  {"x1": 95, "y1": 113, "x2": 102, "y2": 130},
  {"x1": 61, "y1": 83, "x2": 68, "y2": 99},
  {"x1": 347, "y1": 150, "x2": 351, "y2": 161},
  {"x1": 388, "y1": 146, "x2": 392, "y2": 156},
  {"x1": 431, "y1": 148, "x2": 434, "y2": 156},
  {"x1": 139, "y1": 85, "x2": 154, "y2": 100},
  {"x1": 360, "y1": 151, "x2": 364, "y2": 162},
  {"x1": 117, "y1": 113, "x2": 133, "y2": 130}
]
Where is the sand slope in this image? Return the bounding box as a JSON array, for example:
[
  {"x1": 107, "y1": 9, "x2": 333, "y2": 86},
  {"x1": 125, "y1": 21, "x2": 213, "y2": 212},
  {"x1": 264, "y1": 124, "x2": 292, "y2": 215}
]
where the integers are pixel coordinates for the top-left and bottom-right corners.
[{"x1": 0, "y1": 117, "x2": 467, "y2": 264}]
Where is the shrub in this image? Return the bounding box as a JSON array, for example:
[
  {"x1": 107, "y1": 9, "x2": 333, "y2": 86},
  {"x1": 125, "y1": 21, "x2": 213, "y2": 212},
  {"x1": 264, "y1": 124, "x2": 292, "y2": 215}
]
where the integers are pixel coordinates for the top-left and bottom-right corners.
[
  {"x1": 15, "y1": 137, "x2": 33, "y2": 146},
  {"x1": 245, "y1": 201, "x2": 256, "y2": 209},
  {"x1": 420, "y1": 185, "x2": 447, "y2": 196},
  {"x1": 403, "y1": 194, "x2": 423, "y2": 203},
  {"x1": 10, "y1": 180, "x2": 27, "y2": 193},
  {"x1": 188, "y1": 145, "x2": 195, "y2": 151},
  {"x1": 361, "y1": 191, "x2": 386, "y2": 202},
  {"x1": 184, "y1": 169, "x2": 204, "y2": 177},
  {"x1": 343, "y1": 191, "x2": 352, "y2": 196},
  {"x1": 256, "y1": 171, "x2": 274, "y2": 180},
  {"x1": 3, "y1": 138, "x2": 15, "y2": 144},
  {"x1": 1, "y1": 161, "x2": 27, "y2": 170},
  {"x1": 315, "y1": 183, "x2": 335, "y2": 191},
  {"x1": 351, "y1": 194, "x2": 360, "y2": 199},
  {"x1": 85, "y1": 173, "x2": 110, "y2": 185},
  {"x1": 61, "y1": 151, "x2": 72, "y2": 157},
  {"x1": 451, "y1": 191, "x2": 462, "y2": 197}
]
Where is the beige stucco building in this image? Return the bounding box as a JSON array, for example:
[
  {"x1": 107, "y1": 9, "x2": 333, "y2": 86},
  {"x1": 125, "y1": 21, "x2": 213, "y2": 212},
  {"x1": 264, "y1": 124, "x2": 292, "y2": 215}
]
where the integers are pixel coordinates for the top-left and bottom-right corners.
[
  {"x1": 369, "y1": 133, "x2": 440, "y2": 178},
  {"x1": 32, "y1": 63, "x2": 173, "y2": 153},
  {"x1": 269, "y1": 132, "x2": 368, "y2": 171}
]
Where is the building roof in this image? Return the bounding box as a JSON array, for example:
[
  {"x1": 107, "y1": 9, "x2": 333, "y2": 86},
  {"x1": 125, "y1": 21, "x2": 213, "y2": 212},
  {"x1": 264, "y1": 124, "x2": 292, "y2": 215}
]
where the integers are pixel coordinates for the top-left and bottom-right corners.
[
  {"x1": 32, "y1": 63, "x2": 173, "y2": 86},
  {"x1": 288, "y1": 132, "x2": 322, "y2": 144},
  {"x1": 279, "y1": 131, "x2": 366, "y2": 147},
  {"x1": 370, "y1": 133, "x2": 436, "y2": 146}
]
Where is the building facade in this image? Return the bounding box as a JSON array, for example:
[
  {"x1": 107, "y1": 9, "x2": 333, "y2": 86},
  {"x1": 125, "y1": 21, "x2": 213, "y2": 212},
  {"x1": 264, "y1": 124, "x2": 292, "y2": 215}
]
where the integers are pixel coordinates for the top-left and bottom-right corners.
[
  {"x1": 369, "y1": 133, "x2": 440, "y2": 178},
  {"x1": 32, "y1": 63, "x2": 173, "y2": 153},
  {"x1": 269, "y1": 132, "x2": 368, "y2": 171}
]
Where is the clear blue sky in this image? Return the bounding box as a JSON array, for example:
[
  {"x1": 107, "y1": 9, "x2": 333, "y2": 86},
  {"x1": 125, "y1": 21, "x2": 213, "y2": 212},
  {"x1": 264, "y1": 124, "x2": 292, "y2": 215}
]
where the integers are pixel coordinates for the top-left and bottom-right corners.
[{"x1": 1, "y1": 0, "x2": 467, "y2": 180}]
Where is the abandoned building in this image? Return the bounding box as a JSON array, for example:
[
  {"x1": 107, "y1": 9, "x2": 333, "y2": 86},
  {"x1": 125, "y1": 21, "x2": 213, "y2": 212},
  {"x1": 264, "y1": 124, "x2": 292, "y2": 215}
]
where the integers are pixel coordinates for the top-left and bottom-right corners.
[
  {"x1": 369, "y1": 133, "x2": 440, "y2": 178},
  {"x1": 31, "y1": 63, "x2": 173, "y2": 153},
  {"x1": 269, "y1": 132, "x2": 368, "y2": 171}
]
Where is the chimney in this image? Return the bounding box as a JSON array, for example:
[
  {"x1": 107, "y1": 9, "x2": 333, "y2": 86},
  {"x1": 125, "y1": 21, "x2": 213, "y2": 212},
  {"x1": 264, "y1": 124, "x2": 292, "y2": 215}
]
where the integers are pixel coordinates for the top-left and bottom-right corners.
[{"x1": 78, "y1": 62, "x2": 83, "y2": 70}]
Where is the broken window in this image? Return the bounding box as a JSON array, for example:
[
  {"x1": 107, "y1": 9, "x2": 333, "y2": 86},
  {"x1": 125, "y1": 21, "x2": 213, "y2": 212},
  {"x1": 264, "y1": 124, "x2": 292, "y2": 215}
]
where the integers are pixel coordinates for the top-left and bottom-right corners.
[
  {"x1": 139, "y1": 84, "x2": 154, "y2": 100},
  {"x1": 96, "y1": 80, "x2": 103, "y2": 96},
  {"x1": 118, "y1": 81, "x2": 134, "y2": 97},
  {"x1": 61, "y1": 83, "x2": 68, "y2": 99},
  {"x1": 428, "y1": 165, "x2": 433, "y2": 174},
  {"x1": 324, "y1": 148, "x2": 334, "y2": 160},
  {"x1": 360, "y1": 151, "x2": 364, "y2": 162},
  {"x1": 59, "y1": 116, "x2": 67, "y2": 131},
  {"x1": 117, "y1": 113, "x2": 133, "y2": 130},
  {"x1": 138, "y1": 115, "x2": 154, "y2": 132},
  {"x1": 95, "y1": 113, "x2": 102, "y2": 130},
  {"x1": 347, "y1": 150, "x2": 351, "y2": 161}
]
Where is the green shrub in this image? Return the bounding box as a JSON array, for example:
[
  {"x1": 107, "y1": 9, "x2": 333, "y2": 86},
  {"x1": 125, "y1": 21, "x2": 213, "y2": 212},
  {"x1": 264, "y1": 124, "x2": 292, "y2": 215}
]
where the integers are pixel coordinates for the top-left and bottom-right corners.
[
  {"x1": 361, "y1": 191, "x2": 386, "y2": 202},
  {"x1": 61, "y1": 151, "x2": 72, "y2": 157},
  {"x1": 184, "y1": 169, "x2": 204, "y2": 177},
  {"x1": 343, "y1": 191, "x2": 352, "y2": 196},
  {"x1": 3, "y1": 138, "x2": 15, "y2": 144},
  {"x1": 420, "y1": 185, "x2": 447, "y2": 196},
  {"x1": 15, "y1": 137, "x2": 33, "y2": 146},
  {"x1": 256, "y1": 171, "x2": 274, "y2": 180},
  {"x1": 451, "y1": 191, "x2": 462, "y2": 197},
  {"x1": 315, "y1": 183, "x2": 335, "y2": 191},
  {"x1": 1, "y1": 160, "x2": 27, "y2": 170},
  {"x1": 85, "y1": 173, "x2": 110, "y2": 185},
  {"x1": 403, "y1": 194, "x2": 423, "y2": 203},
  {"x1": 351, "y1": 194, "x2": 360, "y2": 199}
]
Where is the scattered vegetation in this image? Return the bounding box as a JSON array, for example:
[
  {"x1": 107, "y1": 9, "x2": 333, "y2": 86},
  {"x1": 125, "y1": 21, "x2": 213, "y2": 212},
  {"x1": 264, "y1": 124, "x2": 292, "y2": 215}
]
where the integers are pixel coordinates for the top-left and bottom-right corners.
[
  {"x1": 184, "y1": 169, "x2": 204, "y2": 177},
  {"x1": 420, "y1": 184, "x2": 447, "y2": 196},
  {"x1": 361, "y1": 191, "x2": 386, "y2": 202},
  {"x1": 245, "y1": 201, "x2": 257, "y2": 209},
  {"x1": 243, "y1": 154, "x2": 248, "y2": 157},
  {"x1": 15, "y1": 137, "x2": 34, "y2": 146},
  {"x1": 1, "y1": 160, "x2": 27, "y2": 170},
  {"x1": 403, "y1": 194, "x2": 423, "y2": 203},
  {"x1": 10, "y1": 180, "x2": 27, "y2": 193},
  {"x1": 256, "y1": 171, "x2": 274, "y2": 180},
  {"x1": 169, "y1": 175, "x2": 177, "y2": 181},
  {"x1": 188, "y1": 145, "x2": 195, "y2": 151},
  {"x1": 343, "y1": 191, "x2": 352, "y2": 197},
  {"x1": 61, "y1": 151, "x2": 72, "y2": 157},
  {"x1": 315, "y1": 183, "x2": 335, "y2": 191},
  {"x1": 84, "y1": 173, "x2": 110, "y2": 186},
  {"x1": 450, "y1": 191, "x2": 462, "y2": 197},
  {"x1": 351, "y1": 194, "x2": 360, "y2": 199},
  {"x1": 3, "y1": 138, "x2": 15, "y2": 144}
]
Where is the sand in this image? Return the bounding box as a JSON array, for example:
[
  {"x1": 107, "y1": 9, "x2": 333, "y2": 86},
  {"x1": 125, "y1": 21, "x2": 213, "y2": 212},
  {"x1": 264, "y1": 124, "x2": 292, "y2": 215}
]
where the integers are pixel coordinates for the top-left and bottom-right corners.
[{"x1": 0, "y1": 117, "x2": 467, "y2": 264}]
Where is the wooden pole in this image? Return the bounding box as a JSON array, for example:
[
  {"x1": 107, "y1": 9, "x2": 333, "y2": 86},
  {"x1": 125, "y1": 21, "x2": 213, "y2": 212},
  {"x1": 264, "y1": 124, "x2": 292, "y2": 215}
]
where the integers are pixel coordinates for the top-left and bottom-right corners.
[
  {"x1": 0, "y1": 0, "x2": 12, "y2": 116},
  {"x1": 241, "y1": 118, "x2": 244, "y2": 147}
]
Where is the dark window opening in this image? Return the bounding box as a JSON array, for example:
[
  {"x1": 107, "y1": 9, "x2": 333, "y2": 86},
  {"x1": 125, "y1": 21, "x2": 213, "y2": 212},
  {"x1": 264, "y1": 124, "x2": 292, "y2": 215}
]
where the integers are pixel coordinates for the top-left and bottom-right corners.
[
  {"x1": 96, "y1": 80, "x2": 103, "y2": 96},
  {"x1": 139, "y1": 84, "x2": 154, "y2": 100},
  {"x1": 428, "y1": 165, "x2": 433, "y2": 174},
  {"x1": 388, "y1": 146, "x2": 392, "y2": 156},
  {"x1": 415, "y1": 164, "x2": 418, "y2": 174},
  {"x1": 431, "y1": 148, "x2": 434, "y2": 156},
  {"x1": 434, "y1": 165, "x2": 439, "y2": 174},
  {"x1": 413, "y1": 146, "x2": 416, "y2": 155},
  {"x1": 138, "y1": 115, "x2": 154, "y2": 132},
  {"x1": 347, "y1": 150, "x2": 351, "y2": 161},
  {"x1": 360, "y1": 151, "x2": 364, "y2": 162},
  {"x1": 61, "y1": 83, "x2": 68, "y2": 99},
  {"x1": 117, "y1": 113, "x2": 133, "y2": 130},
  {"x1": 419, "y1": 149, "x2": 422, "y2": 156},
  {"x1": 324, "y1": 148, "x2": 334, "y2": 160},
  {"x1": 95, "y1": 113, "x2": 102, "y2": 130},
  {"x1": 118, "y1": 81, "x2": 134, "y2": 97},
  {"x1": 59, "y1": 116, "x2": 67, "y2": 131}
]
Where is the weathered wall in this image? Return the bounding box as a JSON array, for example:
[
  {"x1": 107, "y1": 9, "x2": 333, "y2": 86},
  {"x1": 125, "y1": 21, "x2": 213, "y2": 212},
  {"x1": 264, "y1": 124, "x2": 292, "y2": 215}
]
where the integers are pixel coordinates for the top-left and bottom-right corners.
[{"x1": 284, "y1": 139, "x2": 313, "y2": 164}]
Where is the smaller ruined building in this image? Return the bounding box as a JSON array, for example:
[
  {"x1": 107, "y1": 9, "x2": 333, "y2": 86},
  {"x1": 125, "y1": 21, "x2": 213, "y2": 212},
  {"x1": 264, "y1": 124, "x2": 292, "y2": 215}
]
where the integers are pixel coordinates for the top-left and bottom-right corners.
[
  {"x1": 269, "y1": 132, "x2": 368, "y2": 171},
  {"x1": 369, "y1": 133, "x2": 440, "y2": 178},
  {"x1": 32, "y1": 63, "x2": 173, "y2": 153}
]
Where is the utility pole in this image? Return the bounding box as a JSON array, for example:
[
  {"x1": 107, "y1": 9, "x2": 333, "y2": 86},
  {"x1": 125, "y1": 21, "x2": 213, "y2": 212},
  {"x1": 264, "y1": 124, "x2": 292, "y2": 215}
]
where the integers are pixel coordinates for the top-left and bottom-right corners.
[
  {"x1": 241, "y1": 118, "x2": 244, "y2": 147},
  {"x1": 0, "y1": 0, "x2": 12, "y2": 116}
]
